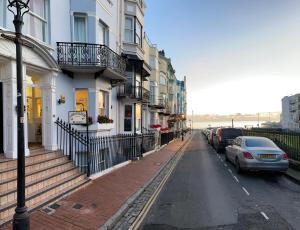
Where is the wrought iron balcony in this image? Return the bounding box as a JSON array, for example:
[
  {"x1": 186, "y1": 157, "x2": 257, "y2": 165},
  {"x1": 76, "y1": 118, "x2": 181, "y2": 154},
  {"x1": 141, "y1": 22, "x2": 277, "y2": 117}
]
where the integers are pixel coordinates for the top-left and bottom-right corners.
[
  {"x1": 149, "y1": 96, "x2": 166, "y2": 109},
  {"x1": 117, "y1": 84, "x2": 149, "y2": 102},
  {"x1": 57, "y1": 42, "x2": 126, "y2": 80}
]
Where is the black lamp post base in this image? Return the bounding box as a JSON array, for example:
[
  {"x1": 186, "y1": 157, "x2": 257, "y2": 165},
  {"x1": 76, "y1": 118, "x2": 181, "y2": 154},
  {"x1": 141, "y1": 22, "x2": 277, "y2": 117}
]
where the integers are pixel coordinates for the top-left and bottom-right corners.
[{"x1": 12, "y1": 209, "x2": 30, "y2": 230}]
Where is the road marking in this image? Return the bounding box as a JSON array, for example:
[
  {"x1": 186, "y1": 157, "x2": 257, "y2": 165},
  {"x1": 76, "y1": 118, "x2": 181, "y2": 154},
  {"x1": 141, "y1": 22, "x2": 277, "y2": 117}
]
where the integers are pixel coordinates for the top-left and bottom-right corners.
[
  {"x1": 220, "y1": 159, "x2": 223, "y2": 162},
  {"x1": 242, "y1": 187, "x2": 250, "y2": 196},
  {"x1": 233, "y1": 176, "x2": 239, "y2": 183},
  {"x1": 228, "y1": 169, "x2": 233, "y2": 174},
  {"x1": 260, "y1": 211, "x2": 269, "y2": 220},
  {"x1": 224, "y1": 163, "x2": 227, "y2": 167}
]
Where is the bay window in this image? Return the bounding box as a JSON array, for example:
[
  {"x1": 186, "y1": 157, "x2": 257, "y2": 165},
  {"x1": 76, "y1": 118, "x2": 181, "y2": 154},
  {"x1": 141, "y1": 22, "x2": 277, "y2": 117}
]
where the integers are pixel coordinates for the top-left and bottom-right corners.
[
  {"x1": 28, "y1": 0, "x2": 49, "y2": 43},
  {"x1": 74, "y1": 14, "x2": 87, "y2": 42},
  {"x1": 124, "y1": 15, "x2": 143, "y2": 47}
]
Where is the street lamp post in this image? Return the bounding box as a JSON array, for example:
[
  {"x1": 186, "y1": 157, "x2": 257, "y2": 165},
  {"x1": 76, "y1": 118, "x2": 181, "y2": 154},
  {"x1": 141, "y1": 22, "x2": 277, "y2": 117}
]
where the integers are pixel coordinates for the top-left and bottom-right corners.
[{"x1": 7, "y1": 0, "x2": 30, "y2": 229}]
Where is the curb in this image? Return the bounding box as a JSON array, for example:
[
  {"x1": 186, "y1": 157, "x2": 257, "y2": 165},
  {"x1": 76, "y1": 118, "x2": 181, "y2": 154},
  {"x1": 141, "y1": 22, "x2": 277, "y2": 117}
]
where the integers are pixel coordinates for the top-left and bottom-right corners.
[
  {"x1": 99, "y1": 136, "x2": 192, "y2": 230},
  {"x1": 284, "y1": 171, "x2": 300, "y2": 185}
]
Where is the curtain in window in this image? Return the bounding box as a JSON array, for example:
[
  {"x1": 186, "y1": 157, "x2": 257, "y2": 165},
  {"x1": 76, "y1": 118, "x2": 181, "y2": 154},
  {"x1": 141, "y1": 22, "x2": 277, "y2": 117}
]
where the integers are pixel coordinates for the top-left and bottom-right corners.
[{"x1": 74, "y1": 17, "x2": 86, "y2": 42}]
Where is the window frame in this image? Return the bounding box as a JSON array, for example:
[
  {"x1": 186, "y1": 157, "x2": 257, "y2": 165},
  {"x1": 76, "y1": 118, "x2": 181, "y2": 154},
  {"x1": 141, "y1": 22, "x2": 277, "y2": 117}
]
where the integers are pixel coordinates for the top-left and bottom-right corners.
[
  {"x1": 75, "y1": 89, "x2": 89, "y2": 112},
  {"x1": 0, "y1": 0, "x2": 6, "y2": 28},
  {"x1": 27, "y1": 0, "x2": 50, "y2": 43},
  {"x1": 73, "y1": 13, "x2": 88, "y2": 43},
  {"x1": 160, "y1": 73, "x2": 167, "y2": 85},
  {"x1": 98, "y1": 90, "x2": 109, "y2": 117},
  {"x1": 99, "y1": 19, "x2": 109, "y2": 46},
  {"x1": 124, "y1": 15, "x2": 143, "y2": 47},
  {"x1": 124, "y1": 16, "x2": 134, "y2": 43},
  {"x1": 124, "y1": 104, "x2": 133, "y2": 132}
]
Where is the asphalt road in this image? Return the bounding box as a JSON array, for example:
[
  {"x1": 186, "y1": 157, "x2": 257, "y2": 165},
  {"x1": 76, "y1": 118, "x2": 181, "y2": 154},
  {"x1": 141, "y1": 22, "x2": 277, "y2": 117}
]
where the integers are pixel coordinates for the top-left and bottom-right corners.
[{"x1": 141, "y1": 131, "x2": 300, "y2": 230}]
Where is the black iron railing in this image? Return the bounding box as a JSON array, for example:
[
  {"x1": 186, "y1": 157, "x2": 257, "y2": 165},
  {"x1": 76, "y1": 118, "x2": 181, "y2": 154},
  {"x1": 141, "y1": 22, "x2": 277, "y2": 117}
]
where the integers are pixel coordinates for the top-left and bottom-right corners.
[
  {"x1": 117, "y1": 84, "x2": 145, "y2": 100},
  {"x1": 57, "y1": 42, "x2": 126, "y2": 76},
  {"x1": 243, "y1": 129, "x2": 300, "y2": 161},
  {"x1": 55, "y1": 118, "x2": 156, "y2": 176}
]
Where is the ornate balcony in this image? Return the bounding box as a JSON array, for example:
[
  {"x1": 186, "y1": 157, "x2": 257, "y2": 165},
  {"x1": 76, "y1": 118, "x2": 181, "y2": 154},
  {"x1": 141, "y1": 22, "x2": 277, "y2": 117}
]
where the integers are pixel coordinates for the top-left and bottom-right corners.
[
  {"x1": 117, "y1": 84, "x2": 149, "y2": 102},
  {"x1": 57, "y1": 42, "x2": 127, "y2": 80}
]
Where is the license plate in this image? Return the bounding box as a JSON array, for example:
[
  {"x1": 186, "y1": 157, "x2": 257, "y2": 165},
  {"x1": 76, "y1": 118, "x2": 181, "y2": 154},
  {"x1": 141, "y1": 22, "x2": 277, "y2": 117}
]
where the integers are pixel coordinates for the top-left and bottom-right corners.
[{"x1": 259, "y1": 154, "x2": 276, "y2": 159}]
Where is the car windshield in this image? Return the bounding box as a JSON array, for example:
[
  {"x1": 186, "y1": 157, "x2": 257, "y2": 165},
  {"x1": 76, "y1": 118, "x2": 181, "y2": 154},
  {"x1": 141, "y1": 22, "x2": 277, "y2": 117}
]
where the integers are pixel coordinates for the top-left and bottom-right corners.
[{"x1": 245, "y1": 138, "x2": 277, "y2": 148}]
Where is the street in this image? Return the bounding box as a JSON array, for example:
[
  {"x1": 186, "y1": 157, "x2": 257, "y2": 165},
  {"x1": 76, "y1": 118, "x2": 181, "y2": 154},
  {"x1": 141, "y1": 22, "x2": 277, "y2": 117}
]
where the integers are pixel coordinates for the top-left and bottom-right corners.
[{"x1": 142, "y1": 131, "x2": 300, "y2": 230}]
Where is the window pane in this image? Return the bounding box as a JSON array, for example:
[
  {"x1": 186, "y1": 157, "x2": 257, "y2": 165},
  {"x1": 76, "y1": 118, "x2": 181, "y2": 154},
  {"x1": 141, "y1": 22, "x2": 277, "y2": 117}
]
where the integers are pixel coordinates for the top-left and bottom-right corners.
[
  {"x1": 136, "y1": 104, "x2": 141, "y2": 131},
  {"x1": 98, "y1": 90, "x2": 109, "y2": 117},
  {"x1": 76, "y1": 89, "x2": 89, "y2": 111},
  {"x1": 125, "y1": 30, "x2": 133, "y2": 42},
  {"x1": 125, "y1": 17, "x2": 133, "y2": 29},
  {"x1": 28, "y1": 16, "x2": 45, "y2": 41},
  {"x1": 30, "y1": 0, "x2": 45, "y2": 18},
  {"x1": 74, "y1": 16, "x2": 86, "y2": 42},
  {"x1": 99, "y1": 21, "x2": 109, "y2": 46}
]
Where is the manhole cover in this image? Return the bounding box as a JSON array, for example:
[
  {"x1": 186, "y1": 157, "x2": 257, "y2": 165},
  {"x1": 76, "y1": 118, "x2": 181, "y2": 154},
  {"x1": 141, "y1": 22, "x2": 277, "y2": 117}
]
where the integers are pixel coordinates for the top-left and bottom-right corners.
[
  {"x1": 73, "y1": 203, "x2": 83, "y2": 209},
  {"x1": 49, "y1": 203, "x2": 60, "y2": 210}
]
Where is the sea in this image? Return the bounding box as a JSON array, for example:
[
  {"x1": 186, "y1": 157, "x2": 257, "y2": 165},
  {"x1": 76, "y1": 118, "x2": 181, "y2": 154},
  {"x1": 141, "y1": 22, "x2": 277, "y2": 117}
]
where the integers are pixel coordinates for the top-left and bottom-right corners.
[{"x1": 191, "y1": 121, "x2": 269, "y2": 129}]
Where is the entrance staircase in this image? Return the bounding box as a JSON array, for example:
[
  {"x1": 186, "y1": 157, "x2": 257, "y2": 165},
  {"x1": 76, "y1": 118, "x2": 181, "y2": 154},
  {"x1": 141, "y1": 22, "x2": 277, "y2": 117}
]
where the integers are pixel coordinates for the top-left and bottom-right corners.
[{"x1": 0, "y1": 147, "x2": 90, "y2": 225}]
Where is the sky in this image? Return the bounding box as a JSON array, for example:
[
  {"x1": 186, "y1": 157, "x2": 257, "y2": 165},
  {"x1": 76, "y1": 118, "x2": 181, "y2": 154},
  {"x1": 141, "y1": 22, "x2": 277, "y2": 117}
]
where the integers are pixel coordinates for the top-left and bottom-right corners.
[{"x1": 144, "y1": 0, "x2": 300, "y2": 115}]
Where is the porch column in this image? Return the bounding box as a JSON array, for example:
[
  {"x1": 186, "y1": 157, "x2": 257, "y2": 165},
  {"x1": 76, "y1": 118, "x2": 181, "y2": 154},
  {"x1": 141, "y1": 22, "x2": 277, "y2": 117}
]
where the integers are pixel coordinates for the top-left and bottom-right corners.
[
  {"x1": 0, "y1": 61, "x2": 29, "y2": 158},
  {"x1": 40, "y1": 72, "x2": 57, "y2": 151}
]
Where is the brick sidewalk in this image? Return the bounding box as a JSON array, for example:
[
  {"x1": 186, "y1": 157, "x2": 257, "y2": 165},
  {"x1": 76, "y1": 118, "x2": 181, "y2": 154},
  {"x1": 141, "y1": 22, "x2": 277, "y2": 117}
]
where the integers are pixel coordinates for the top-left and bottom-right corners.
[{"x1": 1, "y1": 138, "x2": 188, "y2": 230}]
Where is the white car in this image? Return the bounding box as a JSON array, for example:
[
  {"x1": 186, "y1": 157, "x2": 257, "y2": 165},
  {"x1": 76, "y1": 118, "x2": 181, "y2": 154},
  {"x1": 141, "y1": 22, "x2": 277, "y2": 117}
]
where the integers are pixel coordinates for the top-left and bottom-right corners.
[{"x1": 225, "y1": 136, "x2": 289, "y2": 173}]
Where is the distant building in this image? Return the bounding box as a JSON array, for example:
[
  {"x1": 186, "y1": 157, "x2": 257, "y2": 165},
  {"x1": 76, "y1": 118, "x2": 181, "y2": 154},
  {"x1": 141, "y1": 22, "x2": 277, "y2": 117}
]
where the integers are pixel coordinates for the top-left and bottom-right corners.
[{"x1": 281, "y1": 94, "x2": 300, "y2": 131}]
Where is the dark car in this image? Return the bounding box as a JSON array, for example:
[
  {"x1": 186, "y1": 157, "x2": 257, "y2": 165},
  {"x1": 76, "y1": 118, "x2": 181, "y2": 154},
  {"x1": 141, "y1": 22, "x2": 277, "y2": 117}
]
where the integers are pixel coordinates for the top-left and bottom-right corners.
[{"x1": 213, "y1": 128, "x2": 243, "y2": 153}]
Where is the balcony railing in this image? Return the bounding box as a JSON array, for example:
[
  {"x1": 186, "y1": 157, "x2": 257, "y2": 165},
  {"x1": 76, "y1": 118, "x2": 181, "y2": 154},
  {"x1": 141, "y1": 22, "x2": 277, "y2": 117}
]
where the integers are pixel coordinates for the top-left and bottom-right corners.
[
  {"x1": 149, "y1": 96, "x2": 166, "y2": 109},
  {"x1": 57, "y1": 42, "x2": 126, "y2": 78},
  {"x1": 117, "y1": 84, "x2": 149, "y2": 102}
]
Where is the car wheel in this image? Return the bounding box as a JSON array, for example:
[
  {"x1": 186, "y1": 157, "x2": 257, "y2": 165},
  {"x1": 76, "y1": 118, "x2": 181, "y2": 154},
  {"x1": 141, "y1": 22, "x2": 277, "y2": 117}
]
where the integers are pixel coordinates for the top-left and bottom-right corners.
[
  {"x1": 225, "y1": 151, "x2": 229, "y2": 162},
  {"x1": 235, "y1": 158, "x2": 242, "y2": 174}
]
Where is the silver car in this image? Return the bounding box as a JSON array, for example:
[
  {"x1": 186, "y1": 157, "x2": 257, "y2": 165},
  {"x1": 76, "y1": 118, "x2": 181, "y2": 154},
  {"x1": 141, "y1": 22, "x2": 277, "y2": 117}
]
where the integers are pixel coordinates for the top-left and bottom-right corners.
[{"x1": 225, "y1": 136, "x2": 289, "y2": 173}]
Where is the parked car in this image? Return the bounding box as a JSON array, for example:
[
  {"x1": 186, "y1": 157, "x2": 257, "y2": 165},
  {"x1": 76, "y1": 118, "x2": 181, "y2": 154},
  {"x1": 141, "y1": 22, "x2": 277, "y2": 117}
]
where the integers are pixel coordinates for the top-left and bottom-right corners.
[
  {"x1": 225, "y1": 136, "x2": 289, "y2": 173},
  {"x1": 208, "y1": 128, "x2": 218, "y2": 146},
  {"x1": 213, "y1": 128, "x2": 243, "y2": 153}
]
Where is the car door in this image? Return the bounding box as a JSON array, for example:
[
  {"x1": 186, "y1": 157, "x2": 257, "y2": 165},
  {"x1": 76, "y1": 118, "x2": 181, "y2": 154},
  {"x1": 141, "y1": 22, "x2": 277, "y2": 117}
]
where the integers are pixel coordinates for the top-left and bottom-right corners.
[
  {"x1": 229, "y1": 138, "x2": 240, "y2": 161},
  {"x1": 227, "y1": 139, "x2": 236, "y2": 161}
]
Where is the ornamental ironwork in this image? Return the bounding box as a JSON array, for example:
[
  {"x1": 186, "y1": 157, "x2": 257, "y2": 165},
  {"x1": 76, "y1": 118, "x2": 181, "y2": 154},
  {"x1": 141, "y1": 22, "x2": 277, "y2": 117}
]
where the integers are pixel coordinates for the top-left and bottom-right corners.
[{"x1": 57, "y1": 42, "x2": 126, "y2": 76}]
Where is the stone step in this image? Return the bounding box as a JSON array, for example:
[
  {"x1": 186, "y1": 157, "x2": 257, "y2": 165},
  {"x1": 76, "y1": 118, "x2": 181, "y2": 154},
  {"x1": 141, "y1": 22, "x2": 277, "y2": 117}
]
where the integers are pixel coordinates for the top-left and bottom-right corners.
[
  {"x1": 0, "y1": 167, "x2": 80, "y2": 206},
  {"x1": 0, "y1": 161, "x2": 76, "y2": 193},
  {"x1": 0, "y1": 150, "x2": 63, "y2": 172},
  {"x1": 0, "y1": 155, "x2": 69, "y2": 181},
  {"x1": 0, "y1": 173, "x2": 89, "y2": 224}
]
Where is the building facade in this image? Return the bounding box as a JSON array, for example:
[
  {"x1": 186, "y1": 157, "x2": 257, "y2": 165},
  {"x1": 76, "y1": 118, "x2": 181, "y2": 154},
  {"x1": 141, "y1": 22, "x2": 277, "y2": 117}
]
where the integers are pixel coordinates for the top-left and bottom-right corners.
[
  {"x1": 281, "y1": 94, "x2": 300, "y2": 131},
  {"x1": 0, "y1": 0, "x2": 187, "y2": 159}
]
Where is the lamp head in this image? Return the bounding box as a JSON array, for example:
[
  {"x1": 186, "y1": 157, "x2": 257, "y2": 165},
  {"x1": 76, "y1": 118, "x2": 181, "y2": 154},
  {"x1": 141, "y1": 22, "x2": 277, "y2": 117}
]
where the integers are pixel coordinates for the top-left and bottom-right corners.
[{"x1": 7, "y1": 0, "x2": 30, "y2": 16}]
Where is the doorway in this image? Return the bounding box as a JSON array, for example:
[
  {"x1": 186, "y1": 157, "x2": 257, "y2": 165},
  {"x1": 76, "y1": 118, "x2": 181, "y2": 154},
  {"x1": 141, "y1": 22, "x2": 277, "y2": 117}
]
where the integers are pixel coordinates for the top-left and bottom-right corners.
[
  {"x1": 26, "y1": 76, "x2": 42, "y2": 146},
  {"x1": 0, "y1": 82, "x2": 3, "y2": 153}
]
